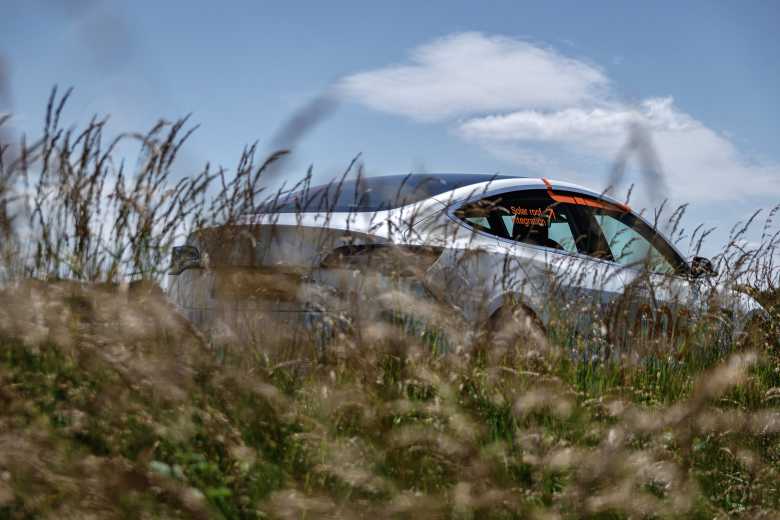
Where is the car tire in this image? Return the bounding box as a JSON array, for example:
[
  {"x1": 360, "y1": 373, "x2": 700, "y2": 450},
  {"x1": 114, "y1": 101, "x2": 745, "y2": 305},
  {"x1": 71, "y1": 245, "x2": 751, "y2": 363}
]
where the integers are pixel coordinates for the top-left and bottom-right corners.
[{"x1": 484, "y1": 301, "x2": 548, "y2": 356}]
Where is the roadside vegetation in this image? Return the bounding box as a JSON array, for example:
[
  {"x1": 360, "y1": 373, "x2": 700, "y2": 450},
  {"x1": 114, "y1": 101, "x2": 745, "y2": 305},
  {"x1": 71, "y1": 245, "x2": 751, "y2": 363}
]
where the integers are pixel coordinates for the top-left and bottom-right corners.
[{"x1": 0, "y1": 91, "x2": 779, "y2": 518}]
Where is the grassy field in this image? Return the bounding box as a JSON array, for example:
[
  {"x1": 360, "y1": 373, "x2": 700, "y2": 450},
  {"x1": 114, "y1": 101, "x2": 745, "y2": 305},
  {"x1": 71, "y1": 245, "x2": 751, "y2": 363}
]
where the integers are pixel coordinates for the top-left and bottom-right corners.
[
  {"x1": 0, "y1": 282, "x2": 778, "y2": 519},
  {"x1": 0, "y1": 92, "x2": 779, "y2": 518}
]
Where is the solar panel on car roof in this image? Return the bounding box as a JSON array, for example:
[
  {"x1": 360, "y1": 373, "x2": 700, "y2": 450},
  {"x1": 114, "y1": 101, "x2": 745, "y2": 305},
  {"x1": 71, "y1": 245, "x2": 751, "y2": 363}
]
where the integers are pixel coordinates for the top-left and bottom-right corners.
[{"x1": 263, "y1": 174, "x2": 522, "y2": 213}]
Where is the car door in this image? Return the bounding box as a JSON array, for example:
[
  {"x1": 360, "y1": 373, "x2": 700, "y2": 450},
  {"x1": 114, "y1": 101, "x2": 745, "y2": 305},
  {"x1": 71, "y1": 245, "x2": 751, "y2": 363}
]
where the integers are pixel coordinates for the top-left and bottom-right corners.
[
  {"x1": 417, "y1": 199, "x2": 514, "y2": 324},
  {"x1": 572, "y1": 202, "x2": 695, "y2": 351},
  {"x1": 449, "y1": 188, "x2": 625, "y2": 335}
]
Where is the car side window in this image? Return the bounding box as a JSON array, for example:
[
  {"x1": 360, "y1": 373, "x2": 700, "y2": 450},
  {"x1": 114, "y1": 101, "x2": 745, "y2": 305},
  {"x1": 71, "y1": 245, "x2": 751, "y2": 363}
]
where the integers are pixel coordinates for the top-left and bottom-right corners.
[
  {"x1": 457, "y1": 188, "x2": 687, "y2": 274},
  {"x1": 455, "y1": 190, "x2": 580, "y2": 254},
  {"x1": 548, "y1": 215, "x2": 578, "y2": 254},
  {"x1": 455, "y1": 197, "x2": 510, "y2": 238},
  {"x1": 580, "y1": 207, "x2": 684, "y2": 274}
]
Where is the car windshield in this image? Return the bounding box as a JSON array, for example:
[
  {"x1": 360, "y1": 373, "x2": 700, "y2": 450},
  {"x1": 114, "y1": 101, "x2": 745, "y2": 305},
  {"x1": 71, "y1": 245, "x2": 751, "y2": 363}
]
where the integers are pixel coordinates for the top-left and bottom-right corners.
[{"x1": 260, "y1": 174, "x2": 519, "y2": 213}]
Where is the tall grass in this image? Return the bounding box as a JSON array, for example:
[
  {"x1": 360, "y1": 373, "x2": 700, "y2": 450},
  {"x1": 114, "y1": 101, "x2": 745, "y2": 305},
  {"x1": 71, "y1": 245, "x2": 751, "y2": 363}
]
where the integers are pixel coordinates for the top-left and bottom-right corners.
[{"x1": 0, "y1": 90, "x2": 779, "y2": 518}]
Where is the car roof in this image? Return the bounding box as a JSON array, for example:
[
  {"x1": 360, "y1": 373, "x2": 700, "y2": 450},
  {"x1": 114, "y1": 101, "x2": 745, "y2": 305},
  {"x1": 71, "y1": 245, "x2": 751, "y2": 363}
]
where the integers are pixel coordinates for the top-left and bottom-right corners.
[
  {"x1": 385, "y1": 173, "x2": 524, "y2": 185},
  {"x1": 432, "y1": 176, "x2": 628, "y2": 208},
  {"x1": 261, "y1": 173, "x2": 526, "y2": 213},
  {"x1": 260, "y1": 172, "x2": 631, "y2": 215}
]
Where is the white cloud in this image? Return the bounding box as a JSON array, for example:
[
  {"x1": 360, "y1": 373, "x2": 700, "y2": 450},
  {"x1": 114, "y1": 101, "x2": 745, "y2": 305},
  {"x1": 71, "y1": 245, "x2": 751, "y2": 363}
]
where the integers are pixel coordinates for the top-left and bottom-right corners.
[
  {"x1": 457, "y1": 98, "x2": 694, "y2": 146},
  {"x1": 458, "y1": 98, "x2": 780, "y2": 201},
  {"x1": 341, "y1": 33, "x2": 780, "y2": 202},
  {"x1": 338, "y1": 32, "x2": 608, "y2": 121}
]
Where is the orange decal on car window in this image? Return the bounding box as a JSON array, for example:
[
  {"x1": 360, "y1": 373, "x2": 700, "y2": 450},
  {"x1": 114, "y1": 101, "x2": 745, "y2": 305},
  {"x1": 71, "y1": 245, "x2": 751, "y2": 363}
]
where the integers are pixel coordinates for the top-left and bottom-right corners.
[{"x1": 542, "y1": 178, "x2": 630, "y2": 213}]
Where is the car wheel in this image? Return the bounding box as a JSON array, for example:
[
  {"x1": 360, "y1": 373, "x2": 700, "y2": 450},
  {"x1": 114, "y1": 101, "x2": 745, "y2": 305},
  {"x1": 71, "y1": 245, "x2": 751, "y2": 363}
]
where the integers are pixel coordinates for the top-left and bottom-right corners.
[{"x1": 484, "y1": 301, "x2": 548, "y2": 356}]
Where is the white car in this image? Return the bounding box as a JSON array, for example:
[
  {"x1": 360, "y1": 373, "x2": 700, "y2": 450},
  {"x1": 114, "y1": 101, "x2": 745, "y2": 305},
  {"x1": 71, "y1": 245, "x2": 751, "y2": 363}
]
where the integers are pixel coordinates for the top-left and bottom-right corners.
[{"x1": 167, "y1": 174, "x2": 768, "y2": 349}]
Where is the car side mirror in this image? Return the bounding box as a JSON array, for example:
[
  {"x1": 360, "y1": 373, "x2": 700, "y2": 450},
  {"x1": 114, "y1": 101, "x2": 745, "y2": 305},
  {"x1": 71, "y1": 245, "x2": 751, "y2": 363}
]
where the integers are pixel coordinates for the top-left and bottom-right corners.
[{"x1": 690, "y1": 256, "x2": 718, "y2": 278}]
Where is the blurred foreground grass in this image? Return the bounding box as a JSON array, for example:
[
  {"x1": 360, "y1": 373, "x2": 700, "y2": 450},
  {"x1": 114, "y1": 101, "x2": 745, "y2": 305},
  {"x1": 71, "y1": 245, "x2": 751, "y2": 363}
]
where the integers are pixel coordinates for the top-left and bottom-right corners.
[{"x1": 0, "y1": 282, "x2": 779, "y2": 519}]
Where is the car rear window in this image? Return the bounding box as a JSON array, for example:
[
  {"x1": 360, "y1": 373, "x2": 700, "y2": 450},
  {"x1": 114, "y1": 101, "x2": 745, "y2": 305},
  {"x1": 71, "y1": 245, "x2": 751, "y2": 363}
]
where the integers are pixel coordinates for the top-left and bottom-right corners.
[{"x1": 261, "y1": 174, "x2": 518, "y2": 213}]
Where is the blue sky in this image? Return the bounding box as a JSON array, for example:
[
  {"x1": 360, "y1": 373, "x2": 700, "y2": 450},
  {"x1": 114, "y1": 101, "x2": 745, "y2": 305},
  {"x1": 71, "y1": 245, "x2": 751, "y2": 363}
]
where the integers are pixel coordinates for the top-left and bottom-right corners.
[{"x1": 2, "y1": 0, "x2": 779, "y2": 253}]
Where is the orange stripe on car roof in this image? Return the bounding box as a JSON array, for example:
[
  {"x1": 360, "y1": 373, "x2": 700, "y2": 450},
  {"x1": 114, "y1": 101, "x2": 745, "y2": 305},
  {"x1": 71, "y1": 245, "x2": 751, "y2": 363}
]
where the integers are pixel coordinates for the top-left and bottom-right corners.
[{"x1": 541, "y1": 178, "x2": 630, "y2": 213}]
